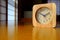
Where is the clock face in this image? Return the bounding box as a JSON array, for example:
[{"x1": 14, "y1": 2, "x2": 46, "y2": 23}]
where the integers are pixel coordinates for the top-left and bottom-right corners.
[{"x1": 36, "y1": 7, "x2": 52, "y2": 24}]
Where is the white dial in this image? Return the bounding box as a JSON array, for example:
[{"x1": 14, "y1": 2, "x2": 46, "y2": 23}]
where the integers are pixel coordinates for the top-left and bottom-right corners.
[{"x1": 36, "y1": 7, "x2": 52, "y2": 24}]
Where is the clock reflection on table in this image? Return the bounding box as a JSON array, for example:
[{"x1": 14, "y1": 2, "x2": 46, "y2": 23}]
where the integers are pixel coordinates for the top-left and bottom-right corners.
[{"x1": 32, "y1": 27, "x2": 56, "y2": 40}]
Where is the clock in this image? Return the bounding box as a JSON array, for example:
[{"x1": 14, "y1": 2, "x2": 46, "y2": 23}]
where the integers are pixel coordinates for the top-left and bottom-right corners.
[
  {"x1": 32, "y1": 3, "x2": 56, "y2": 27},
  {"x1": 36, "y1": 7, "x2": 52, "y2": 24}
]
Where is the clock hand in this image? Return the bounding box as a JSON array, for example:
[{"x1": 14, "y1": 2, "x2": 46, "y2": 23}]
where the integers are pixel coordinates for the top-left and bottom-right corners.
[
  {"x1": 42, "y1": 12, "x2": 50, "y2": 17},
  {"x1": 40, "y1": 13, "x2": 46, "y2": 17},
  {"x1": 40, "y1": 12, "x2": 50, "y2": 17}
]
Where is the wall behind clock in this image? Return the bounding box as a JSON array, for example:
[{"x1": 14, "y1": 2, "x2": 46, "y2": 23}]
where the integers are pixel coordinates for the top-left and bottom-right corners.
[{"x1": 18, "y1": 0, "x2": 47, "y2": 19}]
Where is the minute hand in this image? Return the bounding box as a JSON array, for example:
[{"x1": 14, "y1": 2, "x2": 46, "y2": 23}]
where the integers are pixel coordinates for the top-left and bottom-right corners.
[{"x1": 40, "y1": 13, "x2": 46, "y2": 17}]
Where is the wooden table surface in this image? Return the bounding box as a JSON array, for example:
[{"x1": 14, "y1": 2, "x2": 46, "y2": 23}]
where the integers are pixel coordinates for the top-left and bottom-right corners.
[{"x1": 0, "y1": 21, "x2": 60, "y2": 40}]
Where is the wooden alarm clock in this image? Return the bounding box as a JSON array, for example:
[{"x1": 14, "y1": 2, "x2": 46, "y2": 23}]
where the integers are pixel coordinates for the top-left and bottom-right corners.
[{"x1": 32, "y1": 3, "x2": 56, "y2": 27}]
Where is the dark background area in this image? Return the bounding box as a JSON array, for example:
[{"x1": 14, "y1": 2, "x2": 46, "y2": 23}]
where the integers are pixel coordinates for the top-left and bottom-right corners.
[{"x1": 18, "y1": 0, "x2": 47, "y2": 21}]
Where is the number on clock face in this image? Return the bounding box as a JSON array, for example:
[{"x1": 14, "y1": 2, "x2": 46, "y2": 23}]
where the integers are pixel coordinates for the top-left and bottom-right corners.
[{"x1": 36, "y1": 7, "x2": 52, "y2": 24}]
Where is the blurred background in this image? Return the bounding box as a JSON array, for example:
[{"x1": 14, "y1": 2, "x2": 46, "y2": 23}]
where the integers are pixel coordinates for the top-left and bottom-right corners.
[{"x1": 0, "y1": 0, "x2": 60, "y2": 26}]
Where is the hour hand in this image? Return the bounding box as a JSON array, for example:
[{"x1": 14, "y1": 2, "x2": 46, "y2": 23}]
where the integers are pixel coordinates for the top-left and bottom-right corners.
[
  {"x1": 40, "y1": 13, "x2": 46, "y2": 17},
  {"x1": 43, "y1": 12, "x2": 50, "y2": 17}
]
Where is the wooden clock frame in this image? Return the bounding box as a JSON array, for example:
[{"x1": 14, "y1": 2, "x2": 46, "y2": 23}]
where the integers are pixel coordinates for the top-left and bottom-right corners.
[{"x1": 32, "y1": 3, "x2": 56, "y2": 27}]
